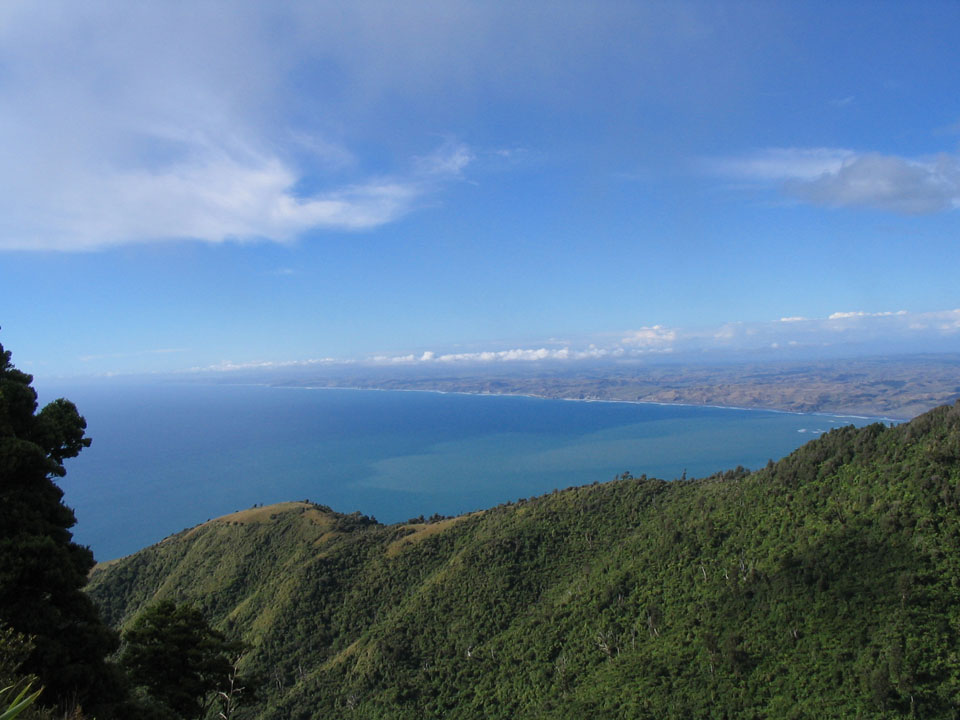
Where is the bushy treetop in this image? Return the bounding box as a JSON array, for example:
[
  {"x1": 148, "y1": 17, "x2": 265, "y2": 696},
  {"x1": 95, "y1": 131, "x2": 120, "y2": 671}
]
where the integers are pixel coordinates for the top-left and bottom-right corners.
[{"x1": 0, "y1": 337, "x2": 119, "y2": 716}]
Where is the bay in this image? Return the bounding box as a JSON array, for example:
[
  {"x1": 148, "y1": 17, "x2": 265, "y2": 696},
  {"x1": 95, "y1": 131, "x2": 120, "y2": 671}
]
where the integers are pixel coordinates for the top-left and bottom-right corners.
[{"x1": 40, "y1": 382, "x2": 881, "y2": 560}]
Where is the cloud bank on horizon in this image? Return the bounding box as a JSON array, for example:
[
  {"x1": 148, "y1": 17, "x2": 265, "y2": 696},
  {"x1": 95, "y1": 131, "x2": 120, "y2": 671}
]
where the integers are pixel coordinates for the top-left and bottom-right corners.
[{"x1": 188, "y1": 308, "x2": 960, "y2": 374}]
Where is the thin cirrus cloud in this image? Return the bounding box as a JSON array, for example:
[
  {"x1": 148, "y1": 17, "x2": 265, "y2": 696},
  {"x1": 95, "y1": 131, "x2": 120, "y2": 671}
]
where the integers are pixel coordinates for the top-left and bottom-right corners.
[{"x1": 710, "y1": 148, "x2": 960, "y2": 215}]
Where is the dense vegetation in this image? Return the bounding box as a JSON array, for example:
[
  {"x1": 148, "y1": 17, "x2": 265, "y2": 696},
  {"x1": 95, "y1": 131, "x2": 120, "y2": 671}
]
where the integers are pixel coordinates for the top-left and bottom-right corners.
[
  {"x1": 120, "y1": 600, "x2": 248, "y2": 720},
  {"x1": 88, "y1": 400, "x2": 960, "y2": 718},
  {"x1": 0, "y1": 339, "x2": 123, "y2": 717}
]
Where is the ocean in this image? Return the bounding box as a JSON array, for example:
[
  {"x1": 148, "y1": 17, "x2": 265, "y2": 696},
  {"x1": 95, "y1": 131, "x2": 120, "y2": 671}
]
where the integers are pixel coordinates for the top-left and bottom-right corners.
[{"x1": 39, "y1": 382, "x2": 882, "y2": 560}]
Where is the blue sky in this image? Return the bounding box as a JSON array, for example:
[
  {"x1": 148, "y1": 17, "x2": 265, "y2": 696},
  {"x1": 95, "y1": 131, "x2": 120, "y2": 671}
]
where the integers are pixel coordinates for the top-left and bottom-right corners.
[{"x1": 2, "y1": 1, "x2": 959, "y2": 378}]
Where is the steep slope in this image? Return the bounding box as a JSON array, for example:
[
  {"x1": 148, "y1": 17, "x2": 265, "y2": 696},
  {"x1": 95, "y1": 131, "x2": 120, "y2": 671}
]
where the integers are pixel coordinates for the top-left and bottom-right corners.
[{"x1": 87, "y1": 401, "x2": 960, "y2": 719}]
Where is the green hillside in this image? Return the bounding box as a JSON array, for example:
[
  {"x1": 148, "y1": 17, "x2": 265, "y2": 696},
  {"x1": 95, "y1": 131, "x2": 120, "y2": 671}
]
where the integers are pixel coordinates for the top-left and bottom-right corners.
[{"x1": 87, "y1": 401, "x2": 960, "y2": 719}]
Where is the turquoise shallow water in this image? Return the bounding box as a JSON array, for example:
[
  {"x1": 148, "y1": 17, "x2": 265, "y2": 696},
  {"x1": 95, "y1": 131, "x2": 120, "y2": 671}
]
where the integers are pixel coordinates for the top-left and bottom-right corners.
[{"x1": 40, "y1": 382, "x2": 881, "y2": 560}]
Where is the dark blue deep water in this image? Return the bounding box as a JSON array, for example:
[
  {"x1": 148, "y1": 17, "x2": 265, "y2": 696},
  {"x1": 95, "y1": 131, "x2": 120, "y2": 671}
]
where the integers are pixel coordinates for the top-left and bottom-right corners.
[{"x1": 39, "y1": 382, "x2": 881, "y2": 560}]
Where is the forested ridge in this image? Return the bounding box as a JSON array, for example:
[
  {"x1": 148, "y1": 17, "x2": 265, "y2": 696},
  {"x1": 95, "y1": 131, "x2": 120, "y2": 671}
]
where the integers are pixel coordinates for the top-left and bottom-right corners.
[{"x1": 87, "y1": 400, "x2": 960, "y2": 718}]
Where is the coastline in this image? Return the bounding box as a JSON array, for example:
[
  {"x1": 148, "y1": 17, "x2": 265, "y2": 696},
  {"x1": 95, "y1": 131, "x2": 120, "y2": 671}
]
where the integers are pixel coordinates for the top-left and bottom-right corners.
[{"x1": 267, "y1": 382, "x2": 902, "y2": 424}]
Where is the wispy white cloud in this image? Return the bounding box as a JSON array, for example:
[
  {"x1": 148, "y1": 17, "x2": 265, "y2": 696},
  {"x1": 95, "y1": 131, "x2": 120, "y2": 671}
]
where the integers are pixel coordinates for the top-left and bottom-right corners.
[
  {"x1": 189, "y1": 357, "x2": 344, "y2": 372},
  {"x1": 828, "y1": 310, "x2": 908, "y2": 320},
  {"x1": 0, "y1": 139, "x2": 470, "y2": 251},
  {"x1": 710, "y1": 148, "x2": 960, "y2": 215},
  {"x1": 414, "y1": 141, "x2": 474, "y2": 177},
  {"x1": 389, "y1": 348, "x2": 571, "y2": 364},
  {"x1": 0, "y1": 3, "x2": 473, "y2": 251},
  {"x1": 372, "y1": 345, "x2": 631, "y2": 365}
]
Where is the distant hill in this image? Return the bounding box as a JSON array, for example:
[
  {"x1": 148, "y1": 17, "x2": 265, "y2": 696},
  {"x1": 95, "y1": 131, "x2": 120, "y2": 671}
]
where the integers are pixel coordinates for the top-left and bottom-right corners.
[
  {"x1": 237, "y1": 353, "x2": 960, "y2": 420},
  {"x1": 87, "y1": 401, "x2": 960, "y2": 718}
]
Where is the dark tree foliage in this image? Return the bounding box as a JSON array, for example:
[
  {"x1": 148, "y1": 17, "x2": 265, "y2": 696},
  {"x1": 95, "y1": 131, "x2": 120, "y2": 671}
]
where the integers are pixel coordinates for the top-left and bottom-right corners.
[
  {"x1": 0, "y1": 625, "x2": 35, "y2": 693},
  {"x1": 0, "y1": 338, "x2": 120, "y2": 714},
  {"x1": 120, "y1": 601, "x2": 242, "y2": 720}
]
